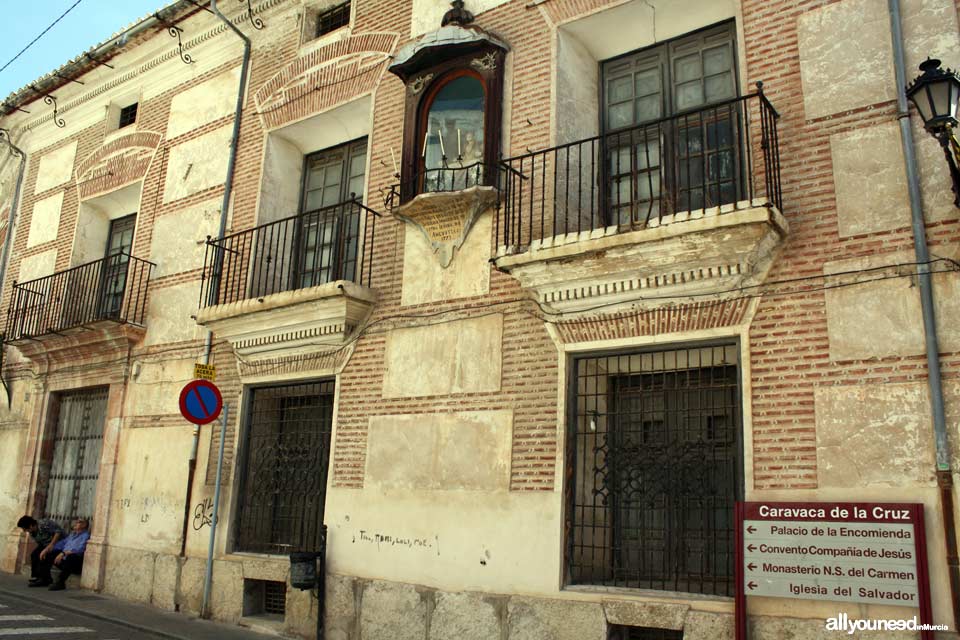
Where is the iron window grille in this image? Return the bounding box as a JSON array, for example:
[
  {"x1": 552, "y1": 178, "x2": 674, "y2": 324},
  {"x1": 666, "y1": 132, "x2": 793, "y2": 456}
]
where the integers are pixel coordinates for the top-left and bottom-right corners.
[
  {"x1": 118, "y1": 103, "x2": 138, "y2": 128},
  {"x1": 566, "y1": 344, "x2": 742, "y2": 597},
  {"x1": 609, "y1": 626, "x2": 684, "y2": 640},
  {"x1": 234, "y1": 380, "x2": 334, "y2": 555},
  {"x1": 316, "y1": 1, "x2": 350, "y2": 37},
  {"x1": 263, "y1": 581, "x2": 287, "y2": 616}
]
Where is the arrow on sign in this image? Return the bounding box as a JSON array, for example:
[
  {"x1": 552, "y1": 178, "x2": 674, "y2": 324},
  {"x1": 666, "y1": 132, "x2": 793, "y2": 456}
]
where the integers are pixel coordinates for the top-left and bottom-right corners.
[
  {"x1": 747, "y1": 525, "x2": 757, "y2": 534},
  {"x1": 747, "y1": 563, "x2": 757, "y2": 571},
  {"x1": 747, "y1": 544, "x2": 757, "y2": 552},
  {"x1": 747, "y1": 581, "x2": 757, "y2": 591}
]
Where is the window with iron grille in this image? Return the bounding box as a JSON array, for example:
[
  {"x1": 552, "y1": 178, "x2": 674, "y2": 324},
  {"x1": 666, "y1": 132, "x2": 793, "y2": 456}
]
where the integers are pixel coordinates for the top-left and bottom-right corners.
[
  {"x1": 566, "y1": 344, "x2": 741, "y2": 597},
  {"x1": 316, "y1": 1, "x2": 350, "y2": 37},
  {"x1": 118, "y1": 103, "x2": 138, "y2": 128},
  {"x1": 609, "y1": 626, "x2": 684, "y2": 640},
  {"x1": 243, "y1": 579, "x2": 287, "y2": 618},
  {"x1": 234, "y1": 381, "x2": 334, "y2": 554}
]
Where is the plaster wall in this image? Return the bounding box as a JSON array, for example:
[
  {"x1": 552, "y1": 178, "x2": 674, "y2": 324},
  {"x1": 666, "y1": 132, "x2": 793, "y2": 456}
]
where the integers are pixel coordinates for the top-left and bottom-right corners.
[
  {"x1": 26, "y1": 192, "x2": 64, "y2": 249},
  {"x1": 143, "y1": 281, "x2": 207, "y2": 346},
  {"x1": 167, "y1": 66, "x2": 242, "y2": 140},
  {"x1": 108, "y1": 426, "x2": 193, "y2": 553},
  {"x1": 149, "y1": 198, "x2": 221, "y2": 277},
  {"x1": 17, "y1": 249, "x2": 57, "y2": 283},
  {"x1": 823, "y1": 252, "x2": 960, "y2": 360},
  {"x1": 381, "y1": 314, "x2": 504, "y2": 398},
  {"x1": 400, "y1": 211, "x2": 491, "y2": 305},
  {"x1": 33, "y1": 142, "x2": 76, "y2": 195},
  {"x1": 162, "y1": 124, "x2": 233, "y2": 204}
]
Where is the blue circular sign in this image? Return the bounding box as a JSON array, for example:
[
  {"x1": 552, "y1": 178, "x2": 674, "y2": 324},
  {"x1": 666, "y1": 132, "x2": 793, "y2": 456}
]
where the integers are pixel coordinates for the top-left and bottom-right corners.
[{"x1": 179, "y1": 380, "x2": 223, "y2": 425}]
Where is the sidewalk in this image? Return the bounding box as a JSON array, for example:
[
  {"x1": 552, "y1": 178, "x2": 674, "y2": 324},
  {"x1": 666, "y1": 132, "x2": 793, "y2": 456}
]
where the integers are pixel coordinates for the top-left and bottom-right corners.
[{"x1": 0, "y1": 571, "x2": 284, "y2": 640}]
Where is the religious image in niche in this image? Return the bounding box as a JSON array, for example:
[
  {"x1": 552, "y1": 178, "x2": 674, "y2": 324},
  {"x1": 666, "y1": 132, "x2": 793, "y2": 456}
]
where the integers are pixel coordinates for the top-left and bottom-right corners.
[{"x1": 423, "y1": 75, "x2": 485, "y2": 192}]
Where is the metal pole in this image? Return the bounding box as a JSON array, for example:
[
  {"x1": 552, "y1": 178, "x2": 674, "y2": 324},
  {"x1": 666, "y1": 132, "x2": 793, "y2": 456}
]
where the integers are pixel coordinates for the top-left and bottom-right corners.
[
  {"x1": 887, "y1": 0, "x2": 960, "y2": 627},
  {"x1": 201, "y1": 403, "x2": 228, "y2": 619}
]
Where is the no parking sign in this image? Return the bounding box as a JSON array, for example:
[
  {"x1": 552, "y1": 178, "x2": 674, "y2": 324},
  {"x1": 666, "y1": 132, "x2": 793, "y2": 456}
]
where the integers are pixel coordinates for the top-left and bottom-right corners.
[{"x1": 179, "y1": 379, "x2": 223, "y2": 425}]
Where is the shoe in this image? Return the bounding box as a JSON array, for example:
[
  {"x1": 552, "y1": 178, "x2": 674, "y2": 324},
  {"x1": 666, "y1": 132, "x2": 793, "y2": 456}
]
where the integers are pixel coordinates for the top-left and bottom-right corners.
[
  {"x1": 28, "y1": 580, "x2": 51, "y2": 588},
  {"x1": 28, "y1": 578, "x2": 40, "y2": 584},
  {"x1": 48, "y1": 583, "x2": 65, "y2": 591}
]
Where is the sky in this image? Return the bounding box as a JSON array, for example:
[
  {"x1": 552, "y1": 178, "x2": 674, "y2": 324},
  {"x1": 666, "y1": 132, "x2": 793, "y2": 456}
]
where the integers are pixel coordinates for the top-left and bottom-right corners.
[{"x1": 0, "y1": 0, "x2": 170, "y2": 100}]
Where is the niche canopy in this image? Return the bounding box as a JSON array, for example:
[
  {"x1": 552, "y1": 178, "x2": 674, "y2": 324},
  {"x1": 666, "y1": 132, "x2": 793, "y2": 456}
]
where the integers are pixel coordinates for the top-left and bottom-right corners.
[{"x1": 389, "y1": 1, "x2": 508, "y2": 266}]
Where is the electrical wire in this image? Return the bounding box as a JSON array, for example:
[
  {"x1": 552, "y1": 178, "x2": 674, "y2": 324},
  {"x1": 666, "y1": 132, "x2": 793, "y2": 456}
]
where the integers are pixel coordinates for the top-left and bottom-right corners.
[
  {"x1": 0, "y1": 0, "x2": 85, "y2": 75},
  {"x1": 3, "y1": 258, "x2": 956, "y2": 382},
  {"x1": 230, "y1": 258, "x2": 960, "y2": 371}
]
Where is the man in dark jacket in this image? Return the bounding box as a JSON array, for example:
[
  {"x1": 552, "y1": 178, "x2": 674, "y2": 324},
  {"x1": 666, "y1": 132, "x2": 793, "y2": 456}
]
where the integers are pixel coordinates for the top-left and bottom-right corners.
[{"x1": 16, "y1": 515, "x2": 65, "y2": 587}]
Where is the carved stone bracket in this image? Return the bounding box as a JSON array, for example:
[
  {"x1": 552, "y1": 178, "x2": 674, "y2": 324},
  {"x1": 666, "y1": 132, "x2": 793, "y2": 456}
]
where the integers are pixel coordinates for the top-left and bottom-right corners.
[{"x1": 394, "y1": 185, "x2": 499, "y2": 267}]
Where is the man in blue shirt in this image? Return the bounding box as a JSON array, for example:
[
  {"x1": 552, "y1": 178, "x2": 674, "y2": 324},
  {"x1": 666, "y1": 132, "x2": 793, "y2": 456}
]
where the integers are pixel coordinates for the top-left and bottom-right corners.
[
  {"x1": 47, "y1": 518, "x2": 90, "y2": 591},
  {"x1": 16, "y1": 515, "x2": 65, "y2": 587}
]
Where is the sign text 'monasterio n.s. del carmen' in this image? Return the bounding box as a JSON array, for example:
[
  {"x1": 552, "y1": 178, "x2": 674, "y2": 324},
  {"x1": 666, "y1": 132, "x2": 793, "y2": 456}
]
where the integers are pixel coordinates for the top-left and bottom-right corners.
[{"x1": 738, "y1": 502, "x2": 932, "y2": 607}]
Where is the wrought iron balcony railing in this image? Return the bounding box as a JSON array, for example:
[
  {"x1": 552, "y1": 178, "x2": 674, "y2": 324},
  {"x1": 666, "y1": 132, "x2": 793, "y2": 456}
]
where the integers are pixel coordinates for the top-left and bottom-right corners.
[
  {"x1": 5, "y1": 252, "x2": 155, "y2": 342},
  {"x1": 495, "y1": 88, "x2": 782, "y2": 252},
  {"x1": 200, "y1": 197, "x2": 380, "y2": 308},
  {"x1": 385, "y1": 161, "x2": 503, "y2": 207}
]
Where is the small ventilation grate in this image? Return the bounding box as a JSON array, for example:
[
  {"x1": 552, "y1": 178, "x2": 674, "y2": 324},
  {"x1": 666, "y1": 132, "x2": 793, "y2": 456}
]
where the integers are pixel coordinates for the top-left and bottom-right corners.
[
  {"x1": 263, "y1": 581, "x2": 286, "y2": 616},
  {"x1": 609, "y1": 626, "x2": 684, "y2": 640}
]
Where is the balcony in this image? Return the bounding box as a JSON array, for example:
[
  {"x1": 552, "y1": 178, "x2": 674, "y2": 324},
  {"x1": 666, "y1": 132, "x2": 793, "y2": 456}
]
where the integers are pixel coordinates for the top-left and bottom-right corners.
[
  {"x1": 4, "y1": 253, "x2": 154, "y2": 360},
  {"x1": 493, "y1": 90, "x2": 788, "y2": 314},
  {"x1": 195, "y1": 198, "x2": 380, "y2": 370}
]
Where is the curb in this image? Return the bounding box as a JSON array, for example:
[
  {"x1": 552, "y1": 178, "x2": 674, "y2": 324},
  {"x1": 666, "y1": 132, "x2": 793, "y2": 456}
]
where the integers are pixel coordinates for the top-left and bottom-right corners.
[{"x1": 0, "y1": 585, "x2": 193, "y2": 640}]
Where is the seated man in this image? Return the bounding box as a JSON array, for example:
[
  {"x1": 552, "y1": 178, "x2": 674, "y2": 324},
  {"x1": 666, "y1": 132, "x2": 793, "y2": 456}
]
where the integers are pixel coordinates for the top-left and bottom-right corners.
[
  {"x1": 15, "y1": 515, "x2": 64, "y2": 587},
  {"x1": 49, "y1": 518, "x2": 90, "y2": 591}
]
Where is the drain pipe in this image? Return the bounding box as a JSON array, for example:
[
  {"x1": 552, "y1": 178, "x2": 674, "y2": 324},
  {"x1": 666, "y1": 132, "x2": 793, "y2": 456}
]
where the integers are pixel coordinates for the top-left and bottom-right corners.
[
  {"x1": 888, "y1": 0, "x2": 960, "y2": 627},
  {"x1": 0, "y1": 129, "x2": 26, "y2": 307},
  {"x1": 180, "y1": 0, "x2": 250, "y2": 593}
]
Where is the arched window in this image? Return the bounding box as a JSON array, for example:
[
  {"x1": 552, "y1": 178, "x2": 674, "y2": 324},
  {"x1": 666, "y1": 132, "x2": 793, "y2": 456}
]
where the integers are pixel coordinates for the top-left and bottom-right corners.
[{"x1": 420, "y1": 72, "x2": 486, "y2": 192}]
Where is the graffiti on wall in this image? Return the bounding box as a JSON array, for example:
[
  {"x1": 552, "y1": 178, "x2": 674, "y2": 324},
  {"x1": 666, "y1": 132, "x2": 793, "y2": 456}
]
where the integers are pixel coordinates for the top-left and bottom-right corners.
[{"x1": 192, "y1": 498, "x2": 213, "y2": 530}]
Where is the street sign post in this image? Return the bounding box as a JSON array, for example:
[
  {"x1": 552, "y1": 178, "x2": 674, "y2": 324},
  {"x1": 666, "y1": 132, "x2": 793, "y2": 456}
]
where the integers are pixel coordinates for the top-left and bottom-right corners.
[
  {"x1": 179, "y1": 379, "x2": 223, "y2": 425},
  {"x1": 735, "y1": 502, "x2": 933, "y2": 640}
]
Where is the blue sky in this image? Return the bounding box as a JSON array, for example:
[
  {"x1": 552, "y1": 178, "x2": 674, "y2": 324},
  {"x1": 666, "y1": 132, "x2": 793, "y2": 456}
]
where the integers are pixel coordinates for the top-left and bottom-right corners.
[{"x1": 1, "y1": 0, "x2": 169, "y2": 99}]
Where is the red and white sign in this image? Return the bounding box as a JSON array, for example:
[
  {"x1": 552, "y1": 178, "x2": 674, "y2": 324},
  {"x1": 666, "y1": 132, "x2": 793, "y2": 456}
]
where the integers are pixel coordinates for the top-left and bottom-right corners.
[{"x1": 735, "y1": 502, "x2": 934, "y2": 640}]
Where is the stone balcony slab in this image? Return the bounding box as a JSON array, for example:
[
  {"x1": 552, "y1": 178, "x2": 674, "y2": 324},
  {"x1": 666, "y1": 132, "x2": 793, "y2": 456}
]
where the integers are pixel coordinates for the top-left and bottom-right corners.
[{"x1": 494, "y1": 202, "x2": 788, "y2": 315}]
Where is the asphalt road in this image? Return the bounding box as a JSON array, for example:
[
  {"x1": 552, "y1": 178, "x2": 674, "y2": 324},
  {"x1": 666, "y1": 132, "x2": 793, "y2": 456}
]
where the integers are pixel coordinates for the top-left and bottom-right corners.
[{"x1": 0, "y1": 591, "x2": 165, "y2": 639}]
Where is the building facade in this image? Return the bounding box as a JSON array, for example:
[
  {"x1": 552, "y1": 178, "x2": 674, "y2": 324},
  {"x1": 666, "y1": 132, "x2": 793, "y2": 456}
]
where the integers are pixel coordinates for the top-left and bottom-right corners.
[{"x1": 0, "y1": 0, "x2": 958, "y2": 638}]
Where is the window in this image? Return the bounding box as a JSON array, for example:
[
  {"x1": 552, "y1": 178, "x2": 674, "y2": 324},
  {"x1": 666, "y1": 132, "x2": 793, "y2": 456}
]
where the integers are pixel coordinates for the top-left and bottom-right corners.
[
  {"x1": 118, "y1": 102, "x2": 138, "y2": 129},
  {"x1": 100, "y1": 214, "x2": 136, "y2": 318},
  {"x1": 419, "y1": 72, "x2": 487, "y2": 192},
  {"x1": 296, "y1": 138, "x2": 366, "y2": 288},
  {"x1": 602, "y1": 22, "x2": 739, "y2": 223},
  {"x1": 234, "y1": 381, "x2": 334, "y2": 554},
  {"x1": 316, "y1": 1, "x2": 350, "y2": 37},
  {"x1": 567, "y1": 344, "x2": 740, "y2": 597}
]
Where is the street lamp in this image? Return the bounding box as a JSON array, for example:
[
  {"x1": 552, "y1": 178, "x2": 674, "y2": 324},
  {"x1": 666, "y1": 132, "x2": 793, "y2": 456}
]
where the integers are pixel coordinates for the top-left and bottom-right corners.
[{"x1": 906, "y1": 58, "x2": 960, "y2": 207}]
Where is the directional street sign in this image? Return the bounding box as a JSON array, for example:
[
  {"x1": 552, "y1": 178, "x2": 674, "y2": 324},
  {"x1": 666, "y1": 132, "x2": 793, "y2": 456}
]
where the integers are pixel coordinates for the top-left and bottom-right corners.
[
  {"x1": 179, "y1": 379, "x2": 224, "y2": 425},
  {"x1": 735, "y1": 502, "x2": 934, "y2": 640}
]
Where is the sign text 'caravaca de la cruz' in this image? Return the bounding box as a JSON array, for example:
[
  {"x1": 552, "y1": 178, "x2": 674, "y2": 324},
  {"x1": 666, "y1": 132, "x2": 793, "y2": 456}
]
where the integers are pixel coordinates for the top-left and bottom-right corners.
[{"x1": 738, "y1": 502, "x2": 932, "y2": 607}]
